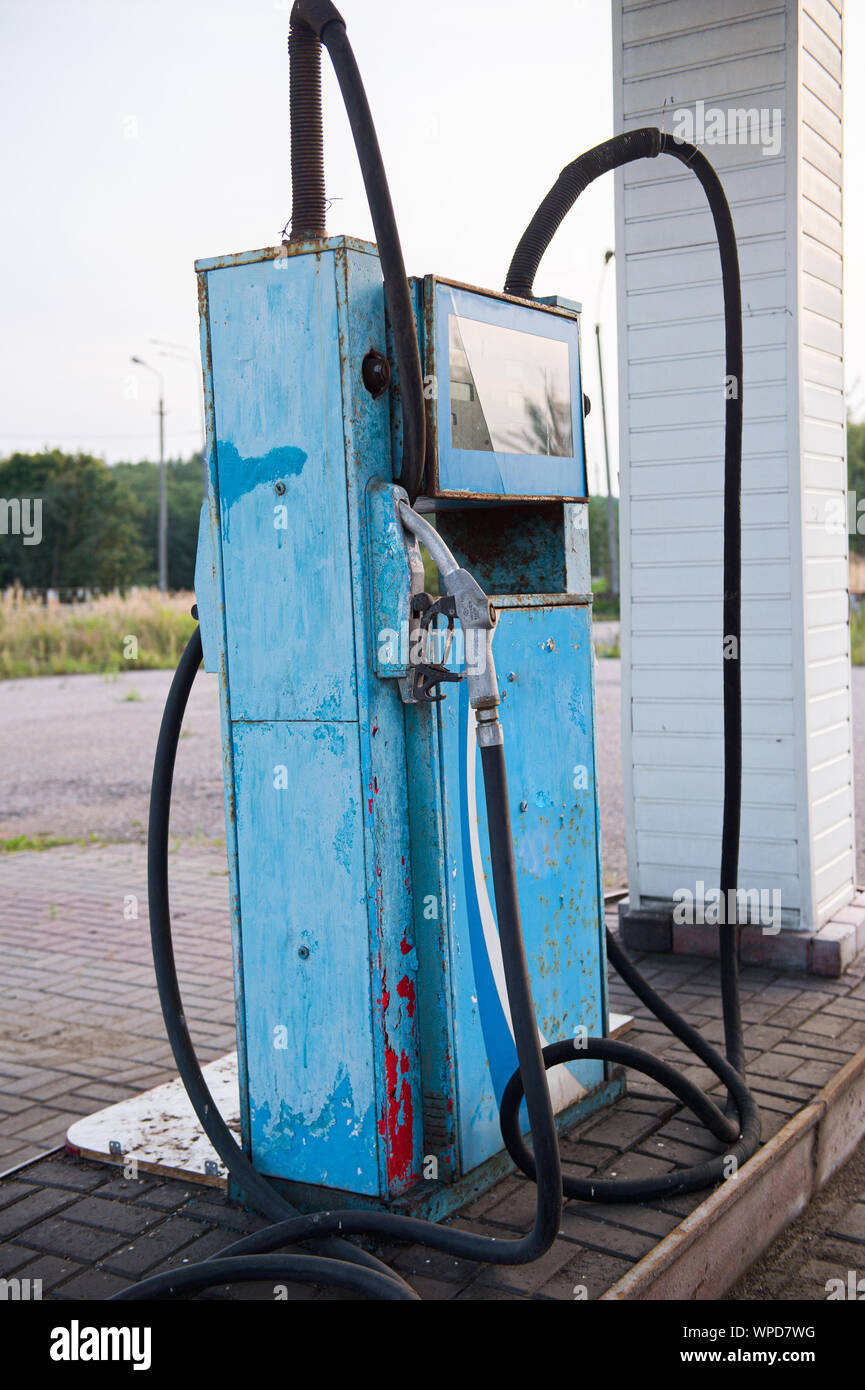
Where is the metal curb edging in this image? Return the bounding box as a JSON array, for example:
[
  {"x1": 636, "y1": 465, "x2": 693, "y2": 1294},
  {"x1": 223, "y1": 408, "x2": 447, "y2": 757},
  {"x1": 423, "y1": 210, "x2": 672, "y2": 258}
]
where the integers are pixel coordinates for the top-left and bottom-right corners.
[{"x1": 600, "y1": 1040, "x2": 865, "y2": 1300}]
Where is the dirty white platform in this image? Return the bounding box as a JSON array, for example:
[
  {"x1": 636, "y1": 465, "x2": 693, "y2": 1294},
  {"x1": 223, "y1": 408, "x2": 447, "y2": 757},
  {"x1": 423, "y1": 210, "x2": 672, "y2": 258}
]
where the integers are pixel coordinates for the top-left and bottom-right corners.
[
  {"x1": 66, "y1": 1053, "x2": 238, "y2": 1190},
  {"x1": 608, "y1": 1012, "x2": 633, "y2": 1039},
  {"x1": 66, "y1": 1016, "x2": 634, "y2": 1188}
]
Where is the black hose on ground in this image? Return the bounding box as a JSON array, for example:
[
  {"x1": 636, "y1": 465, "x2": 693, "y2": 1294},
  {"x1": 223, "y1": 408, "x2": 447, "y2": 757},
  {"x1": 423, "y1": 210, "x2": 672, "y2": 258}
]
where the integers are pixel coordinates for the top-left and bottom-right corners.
[
  {"x1": 288, "y1": 0, "x2": 426, "y2": 503},
  {"x1": 500, "y1": 129, "x2": 753, "y2": 1167}
]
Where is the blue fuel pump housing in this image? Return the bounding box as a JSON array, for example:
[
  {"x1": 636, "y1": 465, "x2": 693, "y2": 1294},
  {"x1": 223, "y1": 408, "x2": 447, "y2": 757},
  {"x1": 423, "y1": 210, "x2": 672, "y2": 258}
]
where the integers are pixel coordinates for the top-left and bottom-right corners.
[{"x1": 193, "y1": 234, "x2": 623, "y2": 1218}]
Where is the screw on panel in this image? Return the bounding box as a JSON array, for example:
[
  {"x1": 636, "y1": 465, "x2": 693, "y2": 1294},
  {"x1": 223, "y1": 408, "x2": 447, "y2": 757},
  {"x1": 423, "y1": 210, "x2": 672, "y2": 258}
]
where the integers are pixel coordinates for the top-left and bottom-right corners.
[
  {"x1": 275, "y1": 480, "x2": 286, "y2": 495},
  {"x1": 298, "y1": 945, "x2": 310, "y2": 959},
  {"x1": 519, "y1": 801, "x2": 528, "y2": 813}
]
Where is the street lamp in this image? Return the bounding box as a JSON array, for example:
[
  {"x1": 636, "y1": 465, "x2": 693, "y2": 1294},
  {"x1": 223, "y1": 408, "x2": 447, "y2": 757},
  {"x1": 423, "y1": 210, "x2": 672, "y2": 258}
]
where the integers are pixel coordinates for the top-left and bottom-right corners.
[
  {"x1": 131, "y1": 355, "x2": 167, "y2": 593},
  {"x1": 150, "y1": 338, "x2": 206, "y2": 460}
]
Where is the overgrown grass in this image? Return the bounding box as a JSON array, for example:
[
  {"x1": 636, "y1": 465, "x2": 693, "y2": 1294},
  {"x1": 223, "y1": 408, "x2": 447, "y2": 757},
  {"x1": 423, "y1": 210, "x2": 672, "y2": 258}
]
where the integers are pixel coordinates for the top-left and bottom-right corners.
[
  {"x1": 0, "y1": 587, "x2": 198, "y2": 678},
  {"x1": 595, "y1": 640, "x2": 621, "y2": 659},
  {"x1": 1, "y1": 834, "x2": 83, "y2": 852},
  {"x1": 851, "y1": 604, "x2": 865, "y2": 666}
]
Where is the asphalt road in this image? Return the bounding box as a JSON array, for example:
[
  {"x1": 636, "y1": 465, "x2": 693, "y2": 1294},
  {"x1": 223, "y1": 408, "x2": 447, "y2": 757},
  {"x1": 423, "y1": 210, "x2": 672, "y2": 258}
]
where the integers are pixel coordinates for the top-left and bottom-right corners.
[
  {"x1": 1, "y1": 660, "x2": 863, "y2": 891},
  {"x1": 0, "y1": 668, "x2": 226, "y2": 848}
]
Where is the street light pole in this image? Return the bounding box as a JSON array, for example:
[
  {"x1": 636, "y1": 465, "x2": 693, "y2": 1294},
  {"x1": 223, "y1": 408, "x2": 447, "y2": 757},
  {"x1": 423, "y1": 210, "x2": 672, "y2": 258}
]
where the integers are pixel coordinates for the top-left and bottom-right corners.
[
  {"x1": 150, "y1": 338, "x2": 206, "y2": 460},
  {"x1": 131, "y1": 355, "x2": 168, "y2": 593},
  {"x1": 595, "y1": 250, "x2": 619, "y2": 601}
]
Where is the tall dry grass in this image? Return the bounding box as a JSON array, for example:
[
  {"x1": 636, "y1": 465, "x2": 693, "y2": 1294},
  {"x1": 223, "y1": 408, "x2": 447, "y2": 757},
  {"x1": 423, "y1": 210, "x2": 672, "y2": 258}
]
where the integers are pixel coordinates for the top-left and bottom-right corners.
[{"x1": 0, "y1": 587, "x2": 198, "y2": 678}]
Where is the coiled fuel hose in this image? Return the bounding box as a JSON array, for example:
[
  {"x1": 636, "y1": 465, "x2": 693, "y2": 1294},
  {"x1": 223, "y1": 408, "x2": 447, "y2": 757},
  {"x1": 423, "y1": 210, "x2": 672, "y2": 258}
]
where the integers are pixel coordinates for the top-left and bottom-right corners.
[{"x1": 112, "y1": 6, "x2": 759, "y2": 1301}]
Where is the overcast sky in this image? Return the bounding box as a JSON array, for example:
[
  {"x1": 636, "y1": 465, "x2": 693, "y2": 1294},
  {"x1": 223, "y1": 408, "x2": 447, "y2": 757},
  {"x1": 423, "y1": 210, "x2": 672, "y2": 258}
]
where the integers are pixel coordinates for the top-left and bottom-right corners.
[{"x1": 1, "y1": 0, "x2": 862, "y2": 496}]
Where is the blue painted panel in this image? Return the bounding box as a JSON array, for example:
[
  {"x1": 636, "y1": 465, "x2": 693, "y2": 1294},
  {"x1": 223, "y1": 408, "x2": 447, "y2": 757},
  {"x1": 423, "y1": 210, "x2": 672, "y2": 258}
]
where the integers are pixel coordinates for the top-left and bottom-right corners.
[
  {"x1": 200, "y1": 242, "x2": 425, "y2": 1201},
  {"x1": 333, "y1": 248, "x2": 425, "y2": 1196},
  {"x1": 207, "y1": 253, "x2": 357, "y2": 722},
  {"x1": 193, "y1": 502, "x2": 220, "y2": 674},
  {"x1": 435, "y1": 603, "x2": 605, "y2": 1174},
  {"x1": 431, "y1": 283, "x2": 587, "y2": 499},
  {"x1": 232, "y1": 719, "x2": 380, "y2": 1193}
]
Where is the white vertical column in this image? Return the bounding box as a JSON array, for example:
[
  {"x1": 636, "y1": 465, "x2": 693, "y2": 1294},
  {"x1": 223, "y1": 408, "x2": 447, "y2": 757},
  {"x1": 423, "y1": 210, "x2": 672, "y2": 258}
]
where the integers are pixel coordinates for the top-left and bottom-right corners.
[{"x1": 612, "y1": 0, "x2": 851, "y2": 932}]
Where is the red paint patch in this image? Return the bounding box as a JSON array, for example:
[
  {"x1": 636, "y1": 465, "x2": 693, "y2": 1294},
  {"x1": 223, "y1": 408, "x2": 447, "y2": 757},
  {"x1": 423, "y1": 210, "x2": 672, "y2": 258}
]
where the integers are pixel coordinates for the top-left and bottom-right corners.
[
  {"x1": 378, "y1": 1045, "x2": 415, "y2": 1187},
  {"x1": 397, "y1": 973, "x2": 415, "y2": 1019}
]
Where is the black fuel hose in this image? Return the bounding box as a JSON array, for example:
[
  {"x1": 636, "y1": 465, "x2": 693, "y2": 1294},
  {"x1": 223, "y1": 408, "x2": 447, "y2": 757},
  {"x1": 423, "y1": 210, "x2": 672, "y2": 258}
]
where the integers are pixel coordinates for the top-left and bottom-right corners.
[
  {"x1": 288, "y1": 1, "x2": 426, "y2": 503},
  {"x1": 499, "y1": 129, "x2": 757, "y2": 1184},
  {"x1": 287, "y1": 18, "x2": 327, "y2": 239}
]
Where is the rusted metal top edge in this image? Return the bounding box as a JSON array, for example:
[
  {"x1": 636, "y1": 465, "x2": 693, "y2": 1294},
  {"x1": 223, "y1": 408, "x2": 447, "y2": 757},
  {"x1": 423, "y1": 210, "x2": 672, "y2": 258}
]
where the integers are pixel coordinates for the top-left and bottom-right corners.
[{"x1": 195, "y1": 235, "x2": 378, "y2": 273}]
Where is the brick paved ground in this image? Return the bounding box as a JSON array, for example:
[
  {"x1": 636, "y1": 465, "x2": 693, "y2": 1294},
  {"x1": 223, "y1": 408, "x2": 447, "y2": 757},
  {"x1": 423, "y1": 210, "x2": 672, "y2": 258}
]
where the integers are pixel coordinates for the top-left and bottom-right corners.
[
  {"x1": 1, "y1": 843, "x2": 865, "y2": 1299},
  {"x1": 0, "y1": 843, "x2": 236, "y2": 1170}
]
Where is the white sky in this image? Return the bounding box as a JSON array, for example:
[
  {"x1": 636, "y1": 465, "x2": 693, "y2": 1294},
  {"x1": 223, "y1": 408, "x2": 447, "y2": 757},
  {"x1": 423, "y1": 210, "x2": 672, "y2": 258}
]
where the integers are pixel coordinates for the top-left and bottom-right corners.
[{"x1": 1, "y1": 0, "x2": 862, "y2": 497}]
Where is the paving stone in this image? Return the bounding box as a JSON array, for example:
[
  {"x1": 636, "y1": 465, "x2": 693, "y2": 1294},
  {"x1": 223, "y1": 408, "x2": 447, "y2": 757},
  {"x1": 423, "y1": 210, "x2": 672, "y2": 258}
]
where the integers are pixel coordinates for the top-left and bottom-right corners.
[
  {"x1": 455, "y1": 1281, "x2": 532, "y2": 1300},
  {"x1": 14, "y1": 1253, "x2": 82, "y2": 1290},
  {"x1": 579, "y1": 1106, "x2": 662, "y2": 1150},
  {"x1": 483, "y1": 1181, "x2": 540, "y2": 1230},
  {"x1": 559, "y1": 1211, "x2": 656, "y2": 1259},
  {"x1": 102, "y1": 1217, "x2": 205, "y2": 1276},
  {"x1": 137, "y1": 1179, "x2": 200, "y2": 1211},
  {"x1": 535, "y1": 1245, "x2": 633, "y2": 1300},
  {"x1": 461, "y1": 1175, "x2": 523, "y2": 1219},
  {"x1": 180, "y1": 1197, "x2": 267, "y2": 1233},
  {"x1": 638, "y1": 1135, "x2": 720, "y2": 1168},
  {"x1": 94, "y1": 1174, "x2": 163, "y2": 1202},
  {"x1": 747, "y1": 1051, "x2": 802, "y2": 1080},
  {"x1": 0, "y1": 1242, "x2": 39, "y2": 1275},
  {"x1": 569, "y1": 1200, "x2": 679, "y2": 1238},
  {"x1": 404, "y1": 1274, "x2": 464, "y2": 1300},
  {"x1": 472, "y1": 1235, "x2": 588, "y2": 1294},
  {"x1": 20, "y1": 1157, "x2": 108, "y2": 1193},
  {"x1": 390, "y1": 1243, "x2": 473, "y2": 1283},
  {"x1": 0, "y1": 1187, "x2": 78, "y2": 1238},
  {"x1": 53, "y1": 1269, "x2": 134, "y2": 1300},
  {"x1": 0, "y1": 1182, "x2": 35, "y2": 1209},
  {"x1": 19, "y1": 1216, "x2": 124, "y2": 1262},
  {"x1": 60, "y1": 1195, "x2": 162, "y2": 1236},
  {"x1": 599, "y1": 1150, "x2": 675, "y2": 1181},
  {"x1": 167, "y1": 1226, "x2": 244, "y2": 1264},
  {"x1": 788, "y1": 1059, "x2": 841, "y2": 1087},
  {"x1": 558, "y1": 1140, "x2": 618, "y2": 1171}
]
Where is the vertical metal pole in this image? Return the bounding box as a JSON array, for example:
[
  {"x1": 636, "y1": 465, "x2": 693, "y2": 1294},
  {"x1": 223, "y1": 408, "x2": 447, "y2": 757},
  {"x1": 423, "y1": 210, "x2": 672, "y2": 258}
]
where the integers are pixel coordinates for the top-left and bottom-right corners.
[
  {"x1": 594, "y1": 320, "x2": 619, "y2": 600},
  {"x1": 158, "y1": 393, "x2": 167, "y2": 593}
]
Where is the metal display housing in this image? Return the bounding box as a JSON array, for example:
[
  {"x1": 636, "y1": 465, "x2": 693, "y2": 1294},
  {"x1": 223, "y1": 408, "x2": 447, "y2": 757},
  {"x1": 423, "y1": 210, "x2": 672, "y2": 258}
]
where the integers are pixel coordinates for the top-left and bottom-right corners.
[{"x1": 415, "y1": 276, "x2": 589, "y2": 502}]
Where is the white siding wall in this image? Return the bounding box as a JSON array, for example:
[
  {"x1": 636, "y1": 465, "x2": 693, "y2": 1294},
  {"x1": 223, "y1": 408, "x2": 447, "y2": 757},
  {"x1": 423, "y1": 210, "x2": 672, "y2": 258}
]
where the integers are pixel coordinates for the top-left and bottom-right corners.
[
  {"x1": 613, "y1": 0, "x2": 851, "y2": 929},
  {"x1": 799, "y1": 1, "x2": 853, "y2": 922}
]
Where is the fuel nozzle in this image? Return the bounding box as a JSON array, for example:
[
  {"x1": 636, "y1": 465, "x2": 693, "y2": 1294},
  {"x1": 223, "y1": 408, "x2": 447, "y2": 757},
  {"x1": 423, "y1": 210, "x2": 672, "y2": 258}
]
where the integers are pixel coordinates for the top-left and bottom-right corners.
[{"x1": 398, "y1": 503, "x2": 502, "y2": 742}]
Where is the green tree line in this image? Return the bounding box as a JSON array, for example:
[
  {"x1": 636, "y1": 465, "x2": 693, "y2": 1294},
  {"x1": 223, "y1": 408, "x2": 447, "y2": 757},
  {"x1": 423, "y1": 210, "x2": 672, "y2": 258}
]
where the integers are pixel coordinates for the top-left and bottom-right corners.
[
  {"x1": 3, "y1": 423, "x2": 864, "y2": 595},
  {"x1": 0, "y1": 451, "x2": 203, "y2": 592}
]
